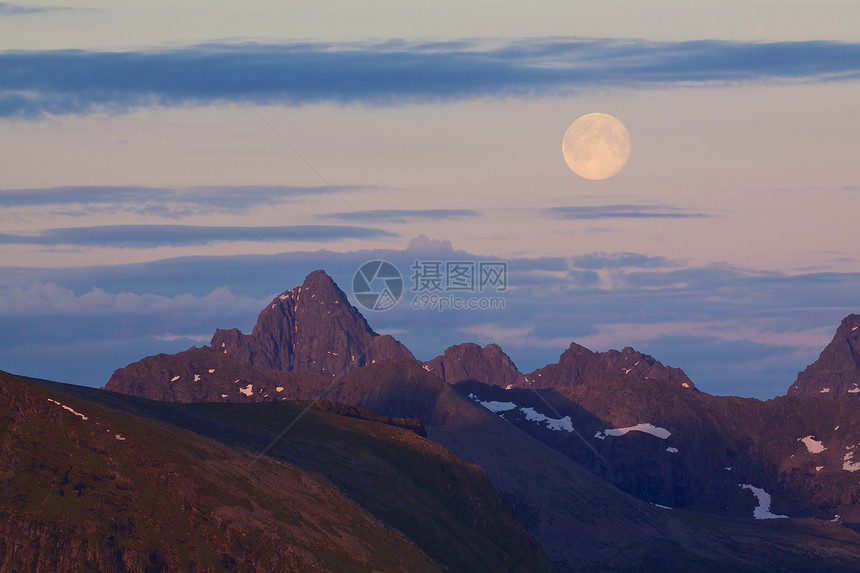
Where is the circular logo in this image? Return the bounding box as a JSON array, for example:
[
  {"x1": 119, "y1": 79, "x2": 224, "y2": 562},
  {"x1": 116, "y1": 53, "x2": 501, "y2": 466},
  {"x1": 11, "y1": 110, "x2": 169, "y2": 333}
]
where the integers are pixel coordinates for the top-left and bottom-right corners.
[{"x1": 352, "y1": 260, "x2": 403, "y2": 311}]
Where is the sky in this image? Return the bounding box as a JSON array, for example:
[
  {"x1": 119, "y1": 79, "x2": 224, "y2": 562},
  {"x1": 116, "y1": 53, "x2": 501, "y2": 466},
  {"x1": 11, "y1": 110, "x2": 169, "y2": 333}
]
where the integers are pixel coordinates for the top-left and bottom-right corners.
[{"x1": 1, "y1": 1, "x2": 858, "y2": 398}]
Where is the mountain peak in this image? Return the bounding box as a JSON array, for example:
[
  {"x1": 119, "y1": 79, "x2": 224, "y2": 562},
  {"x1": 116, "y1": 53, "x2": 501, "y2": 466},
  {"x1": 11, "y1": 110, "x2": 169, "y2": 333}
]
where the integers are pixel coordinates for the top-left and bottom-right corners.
[
  {"x1": 301, "y1": 268, "x2": 339, "y2": 291},
  {"x1": 424, "y1": 342, "x2": 526, "y2": 388},
  {"x1": 209, "y1": 270, "x2": 412, "y2": 376},
  {"x1": 788, "y1": 314, "x2": 860, "y2": 398},
  {"x1": 526, "y1": 342, "x2": 695, "y2": 389}
]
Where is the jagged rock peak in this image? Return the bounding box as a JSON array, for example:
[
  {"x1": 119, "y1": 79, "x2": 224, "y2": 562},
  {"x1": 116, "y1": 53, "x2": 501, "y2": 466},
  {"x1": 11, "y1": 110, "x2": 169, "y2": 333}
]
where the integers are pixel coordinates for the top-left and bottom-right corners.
[
  {"x1": 525, "y1": 341, "x2": 695, "y2": 390},
  {"x1": 210, "y1": 269, "x2": 413, "y2": 377},
  {"x1": 788, "y1": 314, "x2": 860, "y2": 399},
  {"x1": 425, "y1": 342, "x2": 526, "y2": 389}
]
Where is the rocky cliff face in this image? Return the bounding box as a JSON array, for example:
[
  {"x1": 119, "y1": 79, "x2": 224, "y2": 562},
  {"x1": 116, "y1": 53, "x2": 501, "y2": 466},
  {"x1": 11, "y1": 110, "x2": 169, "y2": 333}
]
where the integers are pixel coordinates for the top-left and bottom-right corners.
[
  {"x1": 425, "y1": 342, "x2": 526, "y2": 388},
  {"x1": 526, "y1": 343, "x2": 695, "y2": 390},
  {"x1": 210, "y1": 269, "x2": 414, "y2": 377},
  {"x1": 789, "y1": 314, "x2": 860, "y2": 398}
]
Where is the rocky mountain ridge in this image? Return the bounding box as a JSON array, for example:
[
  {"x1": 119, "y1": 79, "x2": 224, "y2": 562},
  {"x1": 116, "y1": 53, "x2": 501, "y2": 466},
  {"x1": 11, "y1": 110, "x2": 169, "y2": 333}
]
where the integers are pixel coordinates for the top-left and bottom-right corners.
[
  {"x1": 789, "y1": 314, "x2": 860, "y2": 398},
  {"x1": 98, "y1": 269, "x2": 860, "y2": 571}
]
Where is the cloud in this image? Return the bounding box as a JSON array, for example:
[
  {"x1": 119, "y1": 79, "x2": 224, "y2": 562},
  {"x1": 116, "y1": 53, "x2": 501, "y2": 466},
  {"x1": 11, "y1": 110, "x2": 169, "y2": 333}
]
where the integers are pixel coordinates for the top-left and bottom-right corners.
[
  {"x1": 325, "y1": 208, "x2": 480, "y2": 223},
  {"x1": 0, "y1": 2, "x2": 68, "y2": 15},
  {"x1": 2, "y1": 38, "x2": 859, "y2": 117},
  {"x1": 571, "y1": 252, "x2": 680, "y2": 270},
  {"x1": 542, "y1": 204, "x2": 708, "y2": 220},
  {"x1": 0, "y1": 281, "x2": 264, "y2": 316},
  {"x1": 153, "y1": 333, "x2": 213, "y2": 343},
  {"x1": 0, "y1": 224, "x2": 395, "y2": 248},
  {"x1": 0, "y1": 184, "x2": 374, "y2": 218},
  {"x1": 461, "y1": 323, "x2": 573, "y2": 350},
  {"x1": 573, "y1": 319, "x2": 834, "y2": 354}
]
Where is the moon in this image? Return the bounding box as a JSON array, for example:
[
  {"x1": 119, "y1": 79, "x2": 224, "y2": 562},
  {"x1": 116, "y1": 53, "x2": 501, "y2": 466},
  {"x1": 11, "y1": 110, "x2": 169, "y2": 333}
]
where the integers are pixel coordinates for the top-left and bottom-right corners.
[{"x1": 562, "y1": 113, "x2": 631, "y2": 180}]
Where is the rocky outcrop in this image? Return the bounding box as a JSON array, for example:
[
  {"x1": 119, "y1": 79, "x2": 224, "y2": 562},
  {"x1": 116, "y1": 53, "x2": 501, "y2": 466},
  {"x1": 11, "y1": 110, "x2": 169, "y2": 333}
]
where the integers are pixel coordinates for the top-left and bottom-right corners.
[
  {"x1": 526, "y1": 343, "x2": 695, "y2": 390},
  {"x1": 425, "y1": 342, "x2": 526, "y2": 388},
  {"x1": 789, "y1": 314, "x2": 860, "y2": 398},
  {"x1": 210, "y1": 269, "x2": 414, "y2": 377}
]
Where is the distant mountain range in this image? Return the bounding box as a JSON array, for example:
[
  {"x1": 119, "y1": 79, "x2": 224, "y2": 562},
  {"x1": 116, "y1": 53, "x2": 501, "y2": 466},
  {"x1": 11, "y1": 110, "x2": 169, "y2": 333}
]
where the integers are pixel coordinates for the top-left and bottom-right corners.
[{"x1": 6, "y1": 270, "x2": 860, "y2": 571}]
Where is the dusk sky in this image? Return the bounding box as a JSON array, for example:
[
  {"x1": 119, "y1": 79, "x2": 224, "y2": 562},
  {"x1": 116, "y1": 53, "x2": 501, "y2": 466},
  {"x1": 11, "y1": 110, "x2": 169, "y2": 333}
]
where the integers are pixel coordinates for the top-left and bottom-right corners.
[{"x1": 1, "y1": 1, "x2": 858, "y2": 397}]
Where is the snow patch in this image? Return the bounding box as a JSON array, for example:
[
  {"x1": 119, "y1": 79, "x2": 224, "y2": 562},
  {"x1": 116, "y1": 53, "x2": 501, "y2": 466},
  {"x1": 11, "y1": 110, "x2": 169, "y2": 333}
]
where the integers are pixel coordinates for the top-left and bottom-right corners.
[
  {"x1": 739, "y1": 484, "x2": 788, "y2": 519},
  {"x1": 816, "y1": 466, "x2": 824, "y2": 472},
  {"x1": 820, "y1": 387, "x2": 831, "y2": 393},
  {"x1": 233, "y1": 379, "x2": 240, "y2": 384},
  {"x1": 520, "y1": 407, "x2": 574, "y2": 433},
  {"x1": 651, "y1": 503, "x2": 673, "y2": 509},
  {"x1": 505, "y1": 384, "x2": 513, "y2": 390},
  {"x1": 799, "y1": 435, "x2": 826, "y2": 453},
  {"x1": 47, "y1": 398, "x2": 88, "y2": 421},
  {"x1": 115, "y1": 434, "x2": 125, "y2": 441},
  {"x1": 849, "y1": 387, "x2": 860, "y2": 394},
  {"x1": 276, "y1": 386, "x2": 284, "y2": 392},
  {"x1": 843, "y1": 450, "x2": 860, "y2": 472},
  {"x1": 681, "y1": 382, "x2": 690, "y2": 388},
  {"x1": 595, "y1": 423, "x2": 671, "y2": 440},
  {"x1": 208, "y1": 369, "x2": 215, "y2": 373},
  {"x1": 422, "y1": 364, "x2": 431, "y2": 372},
  {"x1": 666, "y1": 447, "x2": 679, "y2": 453},
  {"x1": 469, "y1": 394, "x2": 573, "y2": 432},
  {"x1": 853, "y1": 326, "x2": 859, "y2": 332},
  {"x1": 470, "y1": 394, "x2": 518, "y2": 413},
  {"x1": 239, "y1": 384, "x2": 253, "y2": 397},
  {"x1": 220, "y1": 394, "x2": 228, "y2": 398},
  {"x1": 193, "y1": 374, "x2": 201, "y2": 382},
  {"x1": 170, "y1": 375, "x2": 180, "y2": 382}
]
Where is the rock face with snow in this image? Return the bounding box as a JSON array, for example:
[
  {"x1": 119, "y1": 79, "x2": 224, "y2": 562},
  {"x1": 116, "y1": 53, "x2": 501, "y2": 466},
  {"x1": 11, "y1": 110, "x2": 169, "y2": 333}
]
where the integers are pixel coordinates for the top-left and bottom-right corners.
[
  {"x1": 526, "y1": 343, "x2": 695, "y2": 390},
  {"x1": 455, "y1": 375, "x2": 860, "y2": 524},
  {"x1": 425, "y1": 342, "x2": 526, "y2": 388},
  {"x1": 789, "y1": 314, "x2": 860, "y2": 398},
  {"x1": 210, "y1": 270, "x2": 414, "y2": 377}
]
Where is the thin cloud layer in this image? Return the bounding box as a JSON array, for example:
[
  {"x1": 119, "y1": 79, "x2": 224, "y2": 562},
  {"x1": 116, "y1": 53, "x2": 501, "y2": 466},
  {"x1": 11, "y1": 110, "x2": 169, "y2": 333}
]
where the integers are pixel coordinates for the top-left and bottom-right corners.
[
  {"x1": 0, "y1": 2, "x2": 69, "y2": 15},
  {"x1": 326, "y1": 209, "x2": 480, "y2": 223},
  {"x1": 543, "y1": 204, "x2": 709, "y2": 220},
  {"x1": 2, "y1": 38, "x2": 859, "y2": 117},
  {"x1": 0, "y1": 184, "x2": 373, "y2": 218},
  {"x1": 0, "y1": 224, "x2": 395, "y2": 248},
  {"x1": 571, "y1": 252, "x2": 680, "y2": 270}
]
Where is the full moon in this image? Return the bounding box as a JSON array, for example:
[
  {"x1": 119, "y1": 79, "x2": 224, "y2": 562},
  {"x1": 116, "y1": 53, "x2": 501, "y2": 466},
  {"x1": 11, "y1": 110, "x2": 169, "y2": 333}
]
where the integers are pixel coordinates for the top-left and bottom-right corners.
[{"x1": 562, "y1": 113, "x2": 631, "y2": 180}]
